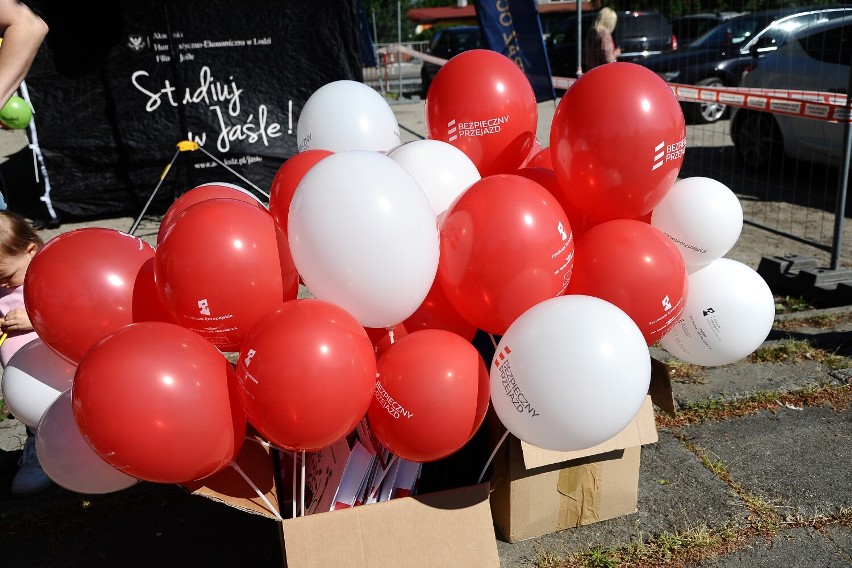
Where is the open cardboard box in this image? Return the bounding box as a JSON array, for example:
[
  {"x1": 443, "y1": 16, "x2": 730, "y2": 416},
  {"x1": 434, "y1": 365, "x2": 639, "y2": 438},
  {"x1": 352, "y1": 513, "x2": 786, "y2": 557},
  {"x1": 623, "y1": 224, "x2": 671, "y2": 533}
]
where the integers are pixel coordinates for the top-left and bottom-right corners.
[
  {"x1": 489, "y1": 395, "x2": 658, "y2": 543},
  {"x1": 184, "y1": 433, "x2": 501, "y2": 568},
  {"x1": 185, "y1": 358, "x2": 674, "y2": 564},
  {"x1": 489, "y1": 357, "x2": 674, "y2": 543}
]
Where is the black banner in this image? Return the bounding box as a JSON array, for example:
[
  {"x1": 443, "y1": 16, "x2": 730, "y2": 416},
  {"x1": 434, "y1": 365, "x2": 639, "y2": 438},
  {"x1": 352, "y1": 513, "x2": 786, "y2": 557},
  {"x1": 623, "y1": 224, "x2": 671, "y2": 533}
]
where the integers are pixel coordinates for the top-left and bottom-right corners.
[{"x1": 22, "y1": 0, "x2": 363, "y2": 220}]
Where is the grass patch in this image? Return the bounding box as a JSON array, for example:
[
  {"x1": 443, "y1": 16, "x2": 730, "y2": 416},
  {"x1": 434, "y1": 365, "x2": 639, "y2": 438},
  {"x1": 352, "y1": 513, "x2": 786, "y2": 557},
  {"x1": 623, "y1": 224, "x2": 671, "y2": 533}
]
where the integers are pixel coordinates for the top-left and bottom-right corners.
[
  {"x1": 561, "y1": 524, "x2": 742, "y2": 567},
  {"x1": 663, "y1": 358, "x2": 705, "y2": 384},
  {"x1": 656, "y1": 384, "x2": 852, "y2": 428},
  {"x1": 747, "y1": 339, "x2": 851, "y2": 369},
  {"x1": 774, "y1": 311, "x2": 852, "y2": 331},
  {"x1": 774, "y1": 295, "x2": 814, "y2": 313}
]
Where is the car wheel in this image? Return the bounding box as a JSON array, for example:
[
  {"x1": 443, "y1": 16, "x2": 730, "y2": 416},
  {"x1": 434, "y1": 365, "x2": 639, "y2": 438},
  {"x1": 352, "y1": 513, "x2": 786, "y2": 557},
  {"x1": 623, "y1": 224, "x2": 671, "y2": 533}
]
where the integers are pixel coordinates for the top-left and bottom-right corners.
[
  {"x1": 689, "y1": 78, "x2": 727, "y2": 124},
  {"x1": 731, "y1": 110, "x2": 783, "y2": 169}
]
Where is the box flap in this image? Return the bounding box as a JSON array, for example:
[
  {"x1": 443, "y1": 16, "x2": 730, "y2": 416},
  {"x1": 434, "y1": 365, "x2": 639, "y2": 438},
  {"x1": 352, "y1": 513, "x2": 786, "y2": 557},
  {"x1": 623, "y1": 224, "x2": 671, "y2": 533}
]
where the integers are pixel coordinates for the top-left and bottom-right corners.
[
  {"x1": 650, "y1": 357, "x2": 677, "y2": 416},
  {"x1": 184, "y1": 435, "x2": 281, "y2": 520},
  {"x1": 282, "y1": 483, "x2": 499, "y2": 568},
  {"x1": 520, "y1": 395, "x2": 658, "y2": 469}
]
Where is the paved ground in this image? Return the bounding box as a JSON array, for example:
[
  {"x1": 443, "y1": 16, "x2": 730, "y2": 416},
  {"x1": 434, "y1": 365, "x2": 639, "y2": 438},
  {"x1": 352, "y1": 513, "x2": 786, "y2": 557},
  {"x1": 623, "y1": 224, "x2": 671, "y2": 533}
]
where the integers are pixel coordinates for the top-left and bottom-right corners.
[{"x1": 0, "y1": 99, "x2": 851, "y2": 567}]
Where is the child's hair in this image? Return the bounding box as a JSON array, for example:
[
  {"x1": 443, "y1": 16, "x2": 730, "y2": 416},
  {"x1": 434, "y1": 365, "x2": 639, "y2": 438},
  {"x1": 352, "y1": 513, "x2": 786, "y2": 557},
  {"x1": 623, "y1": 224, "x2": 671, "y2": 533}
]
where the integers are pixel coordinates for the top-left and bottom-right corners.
[{"x1": 0, "y1": 210, "x2": 44, "y2": 257}]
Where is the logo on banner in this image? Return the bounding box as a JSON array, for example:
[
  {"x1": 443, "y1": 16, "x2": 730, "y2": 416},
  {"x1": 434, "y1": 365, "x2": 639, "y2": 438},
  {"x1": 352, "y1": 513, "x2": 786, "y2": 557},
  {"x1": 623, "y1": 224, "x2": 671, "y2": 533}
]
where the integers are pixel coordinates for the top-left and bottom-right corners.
[{"x1": 127, "y1": 35, "x2": 146, "y2": 52}]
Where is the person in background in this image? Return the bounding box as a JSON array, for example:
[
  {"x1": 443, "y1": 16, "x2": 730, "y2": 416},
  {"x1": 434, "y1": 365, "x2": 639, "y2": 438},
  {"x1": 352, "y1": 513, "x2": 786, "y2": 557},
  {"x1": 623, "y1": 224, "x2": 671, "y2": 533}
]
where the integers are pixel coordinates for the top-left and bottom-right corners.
[
  {"x1": 0, "y1": 0, "x2": 47, "y2": 106},
  {"x1": 0, "y1": 210, "x2": 52, "y2": 497},
  {"x1": 583, "y1": 7, "x2": 621, "y2": 72},
  {"x1": 0, "y1": 0, "x2": 48, "y2": 213}
]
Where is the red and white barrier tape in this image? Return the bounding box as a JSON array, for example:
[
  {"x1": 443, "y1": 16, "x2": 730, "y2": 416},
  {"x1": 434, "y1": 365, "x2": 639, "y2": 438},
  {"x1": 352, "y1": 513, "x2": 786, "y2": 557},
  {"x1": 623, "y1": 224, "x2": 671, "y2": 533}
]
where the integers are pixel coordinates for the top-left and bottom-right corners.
[
  {"x1": 390, "y1": 44, "x2": 850, "y2": 123},
  {"x1": 668, "y1": 83, "x2": 849, "y2": 123}
]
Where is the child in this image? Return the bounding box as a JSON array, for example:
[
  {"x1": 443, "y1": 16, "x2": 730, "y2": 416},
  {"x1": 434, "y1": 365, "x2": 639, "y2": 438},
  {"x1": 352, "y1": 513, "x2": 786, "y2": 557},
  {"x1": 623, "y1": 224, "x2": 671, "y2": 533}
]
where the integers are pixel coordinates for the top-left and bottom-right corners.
[{"x1": 0, "y1": 210, "x2": 52, "y2": 497}]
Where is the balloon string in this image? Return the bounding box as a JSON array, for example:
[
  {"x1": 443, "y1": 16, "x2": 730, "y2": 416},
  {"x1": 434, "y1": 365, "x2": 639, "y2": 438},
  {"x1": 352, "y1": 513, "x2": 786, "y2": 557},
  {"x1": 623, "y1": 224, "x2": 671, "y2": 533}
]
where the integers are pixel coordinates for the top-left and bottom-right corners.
[
  {"x1": 300, "y1": 450, "x2": 306, "y2": 517},
  {"x1": 229, "y1": 462, "x2": 284, "y2": 521},
  {"x1": 388, "y1": 327, "x2": 395, "y2": 344},
  {"x1": 477, "y1": 429, "x2": 509, "y2": 484},
  {"x1": 368, "y1": 454, "x2": 398, "y2": 501},
  {"x1": 292, "y1": 451, "x2": 297, "y2": 519},
  {"x1": 488, "y1": 333, "x2": 498, "y2": 350}
]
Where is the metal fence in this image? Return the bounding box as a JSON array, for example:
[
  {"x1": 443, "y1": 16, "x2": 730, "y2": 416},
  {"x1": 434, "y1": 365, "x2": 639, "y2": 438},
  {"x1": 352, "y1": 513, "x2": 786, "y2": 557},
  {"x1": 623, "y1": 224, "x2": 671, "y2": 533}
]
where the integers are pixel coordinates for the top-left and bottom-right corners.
[{"x1": 363, "y1": 43, "x2": 852, "y2": 271}]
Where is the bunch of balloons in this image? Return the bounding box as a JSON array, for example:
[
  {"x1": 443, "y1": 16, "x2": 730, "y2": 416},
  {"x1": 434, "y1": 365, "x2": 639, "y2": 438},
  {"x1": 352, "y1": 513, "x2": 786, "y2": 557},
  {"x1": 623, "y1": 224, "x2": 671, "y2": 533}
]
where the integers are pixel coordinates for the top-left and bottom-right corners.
[{"x1": 10, "y1": 55, "x2": 778, "y2": 497}]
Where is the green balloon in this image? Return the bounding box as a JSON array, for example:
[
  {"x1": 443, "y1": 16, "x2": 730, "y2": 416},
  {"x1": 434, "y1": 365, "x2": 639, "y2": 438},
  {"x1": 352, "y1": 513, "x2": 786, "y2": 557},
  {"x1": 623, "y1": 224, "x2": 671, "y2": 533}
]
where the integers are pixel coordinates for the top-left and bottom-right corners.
[{"x1": 0, "y1": 96, "x2": 32, "y2": 129}]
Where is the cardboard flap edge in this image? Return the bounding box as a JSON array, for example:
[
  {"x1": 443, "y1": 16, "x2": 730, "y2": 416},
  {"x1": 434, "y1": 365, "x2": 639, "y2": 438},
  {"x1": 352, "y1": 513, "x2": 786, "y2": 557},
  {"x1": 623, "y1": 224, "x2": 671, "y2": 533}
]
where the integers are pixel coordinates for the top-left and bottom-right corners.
[{"x1": 520, "y1": 396, "x2": 657, "y2": 469}]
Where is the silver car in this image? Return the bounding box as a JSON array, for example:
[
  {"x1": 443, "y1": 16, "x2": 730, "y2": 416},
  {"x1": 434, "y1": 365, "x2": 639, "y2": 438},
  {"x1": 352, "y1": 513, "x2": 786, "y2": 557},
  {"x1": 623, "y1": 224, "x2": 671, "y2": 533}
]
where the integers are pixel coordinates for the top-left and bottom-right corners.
[{"x1": 730, "y1": 16, "x2": 852, "y2": 168}]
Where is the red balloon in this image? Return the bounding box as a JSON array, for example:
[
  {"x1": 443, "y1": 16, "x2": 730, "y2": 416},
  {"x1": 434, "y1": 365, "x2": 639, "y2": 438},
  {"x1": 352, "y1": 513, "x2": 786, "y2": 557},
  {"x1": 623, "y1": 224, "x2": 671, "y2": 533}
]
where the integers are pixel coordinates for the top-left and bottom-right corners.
[
  {"x1": 550, "y1": 63, "x2": 685, "y2": 223},
  {"x1": 72, "y1": 322, "x2": 247, "y2": 483},
  {"x1": 25, "y1": 228, "x2": 158, "y2": 364},
  {"x1": 132, "y1": 257, "x2": 178, "y2": 324},
  {"x1": 438, "y1": 174, "x2": 575, "y2": 335},
  {"x1": 268, "y1": 149, "x2": 333, "y2": 233},
  {"x1": 367, "y1": 329, "x2": 489, "y2": 462},
  {"x1": 155, "y1": 198, "x2": 295, "y2": 352},
  {"x1": 403, "y1": 277, "x2": 477, "y2": 341},
  {"x1": 425, "y1": 49, "x2": 538, "y2": 177},
  {"x1": 515, "y1": 167, "x2": 597, "y2": 241},
  {"x1": 565, "y1": 219, "x2": 688, "y2": 345},
  {"x1": 526, "y1": 146, "x2": 553, "y2": 170},
  {"x1": 235, "y1": 299, "x2": 377, "y2": 452},
  {"x1": 157, "y1": 182, "x2": 266, "y2": 245},
  {"x1": 520, "y1": 138, "x2": 543, "y2": 168}
]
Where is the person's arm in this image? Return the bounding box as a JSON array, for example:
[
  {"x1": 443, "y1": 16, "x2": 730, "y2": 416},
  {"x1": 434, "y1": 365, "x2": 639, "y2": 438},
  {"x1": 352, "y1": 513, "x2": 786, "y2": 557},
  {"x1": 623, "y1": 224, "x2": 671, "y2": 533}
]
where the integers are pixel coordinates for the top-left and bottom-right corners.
[
  {"x1": 0, "y1": 0, "x2": 47, "y2": 106},
  {"x1": 602, "y1": 31, "x2": 617, "y2": 64}
]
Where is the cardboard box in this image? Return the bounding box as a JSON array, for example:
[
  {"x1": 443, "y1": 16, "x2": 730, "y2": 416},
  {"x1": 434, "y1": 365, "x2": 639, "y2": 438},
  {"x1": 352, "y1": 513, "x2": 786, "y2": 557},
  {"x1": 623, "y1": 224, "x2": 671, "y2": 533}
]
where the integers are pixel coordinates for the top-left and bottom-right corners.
[
  {"x1": 186, "y1": 434, "x2": 500, "y2": 568},
  {"x1": 490, "y1": 395, "x2": 659, "y2": 543}
]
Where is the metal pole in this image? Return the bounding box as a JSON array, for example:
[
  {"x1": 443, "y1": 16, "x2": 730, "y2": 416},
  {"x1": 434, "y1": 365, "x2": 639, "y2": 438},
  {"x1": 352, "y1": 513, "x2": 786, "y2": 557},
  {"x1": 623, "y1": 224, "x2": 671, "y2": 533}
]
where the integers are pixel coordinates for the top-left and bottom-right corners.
[
  {"x1": 397, "y1": 1, "x2": 403, "y2": 96},
  {"x1": 830, "y1": 52, "x2": 852, "y2": 270},
  {"x1": 576, "y1": 0, "x2": 583, "y2": 77},
  {"x1": 372, "y1": 10, "x2": 385, "y2": 96}
]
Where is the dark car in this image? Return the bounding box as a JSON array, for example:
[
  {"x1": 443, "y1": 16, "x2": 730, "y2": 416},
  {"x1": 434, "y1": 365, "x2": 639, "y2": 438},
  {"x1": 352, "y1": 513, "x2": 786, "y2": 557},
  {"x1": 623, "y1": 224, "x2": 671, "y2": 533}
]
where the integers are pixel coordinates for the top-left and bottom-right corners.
[
  {"x1": 670, "y1": 12, "x2": 746, "y2": 45},
  {"x1": 420, "y1": 26, "x2": 482, "y2": 98},
  {"x1": 731, "y1": 16, "x2": 852, "y2": 168},
  {"x1": 643, "y1": 6, "x2": 852, "y2": 124},
  {"x1": 546, "y1": 10, "x2": 677, "y2": 77}
]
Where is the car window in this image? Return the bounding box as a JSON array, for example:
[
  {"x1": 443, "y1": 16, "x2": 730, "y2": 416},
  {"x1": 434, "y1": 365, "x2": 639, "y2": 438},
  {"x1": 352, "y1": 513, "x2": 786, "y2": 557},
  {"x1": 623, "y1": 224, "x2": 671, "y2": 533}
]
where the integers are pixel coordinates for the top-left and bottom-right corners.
[
  {"x1": 619, "y1": 14, "x2": 670, "y2": 37},
  {"x1": 673, "y1": 17, "x2": 718, "y2": 42},
  {"x1": 759, "y1": 14, "x2": 825, "y2": 48},
  {"x1": 690, "y1": 13, "x2": 770, "y2": 48},
  {"x1": 550, "y1": 13, "x2": 595, "y2": 46},
  {"x1": 800, "y1": 21, "x2": 852, "y2": 66}
]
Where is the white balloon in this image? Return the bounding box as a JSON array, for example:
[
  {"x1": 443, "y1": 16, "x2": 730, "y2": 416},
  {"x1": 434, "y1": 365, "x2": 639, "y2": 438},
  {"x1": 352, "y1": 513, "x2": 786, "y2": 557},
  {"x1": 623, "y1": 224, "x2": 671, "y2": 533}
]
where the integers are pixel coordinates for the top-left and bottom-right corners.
[
  {"x1": 651, "y1": 177, "x2": 743, "y2": 270},
  {"x1": 192, "y1": 181, "x2": 264, "y2": 204},
  {"x1": 296, "y1": 80, "x2": 402, "y2": 153},
  {"x1": 388, "y1": 139, "x2": 481, "y2": 217},
  {"x1": 490, "y1": 295, "x2": 651, "y2": 452},
  {"x1": 660, "y1": 258, "x2": 774, "y2": 366},
  {"x1": 288, "y1": 150, "x2": 440, "y2": 328},
  {"x1": 36, "y1": 389, "x2": 139, "y2": 494},
  {"x1": 1, "y1": 339, "x2": 75, "y2": 428}
]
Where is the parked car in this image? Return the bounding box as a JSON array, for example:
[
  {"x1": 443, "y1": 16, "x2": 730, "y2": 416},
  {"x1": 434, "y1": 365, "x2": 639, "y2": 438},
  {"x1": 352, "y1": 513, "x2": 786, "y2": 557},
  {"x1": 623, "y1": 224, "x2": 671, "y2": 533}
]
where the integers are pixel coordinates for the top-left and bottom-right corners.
[
  {"x1": 730, "y1": 16, "x2": 852, "y2": 169},
  {"x1": 546, "y1": 10, "x2": 676, "y2": 77},
  {"x1": 670, "y1": 12, "x2": 747, "y2": 45},
  {"x1": 420, "y1": 26, "x2": 482, "y2": 98},
  {"x1": 643, "y1": 6, "x2": 852, "y2": 124}
]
